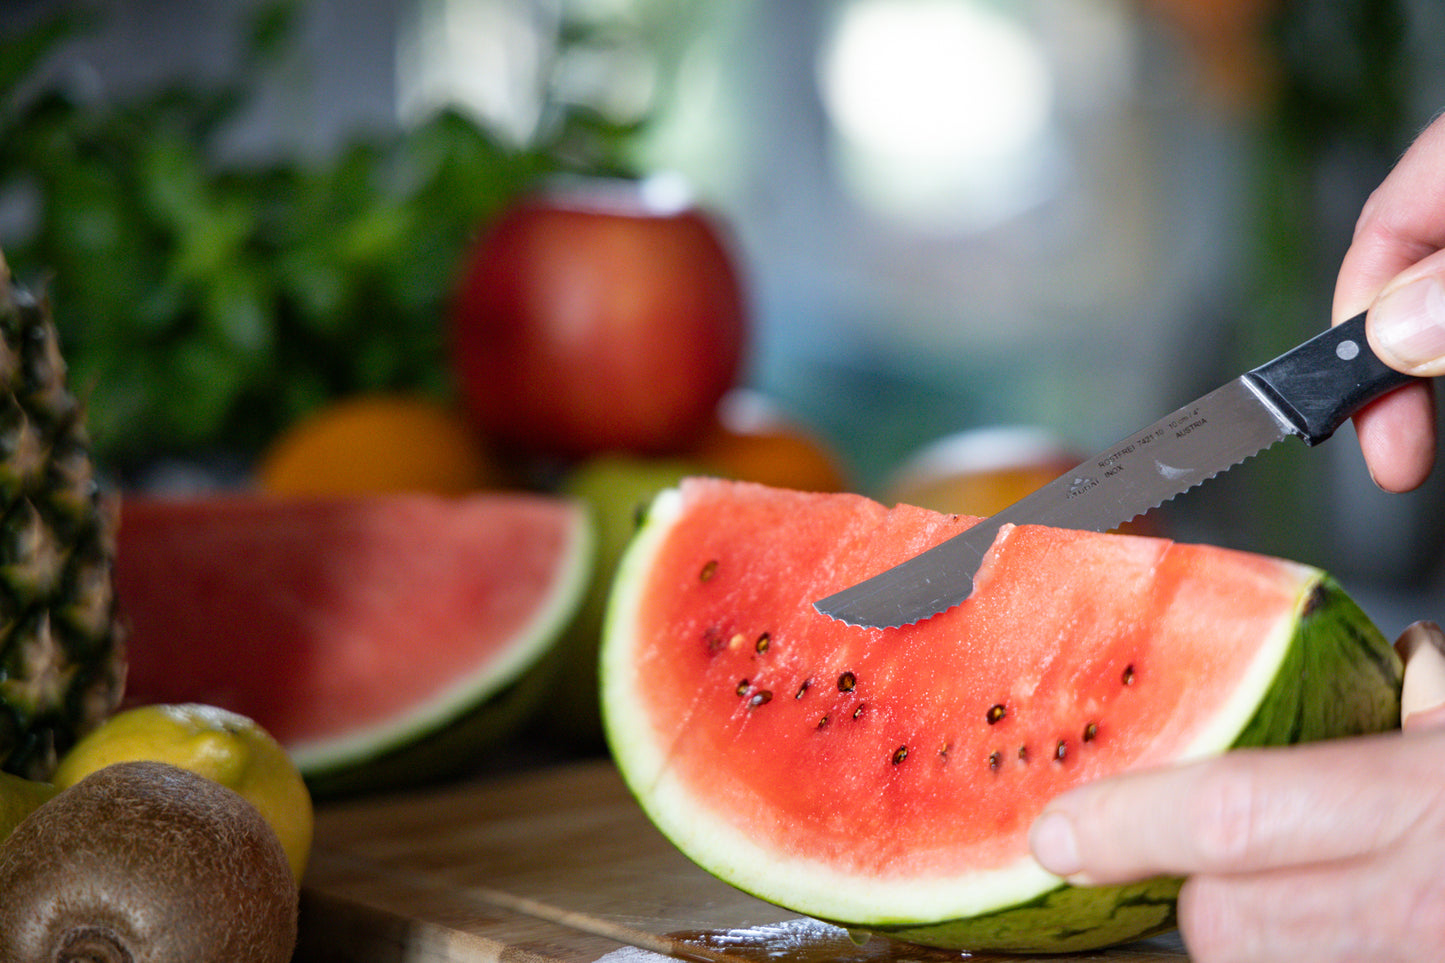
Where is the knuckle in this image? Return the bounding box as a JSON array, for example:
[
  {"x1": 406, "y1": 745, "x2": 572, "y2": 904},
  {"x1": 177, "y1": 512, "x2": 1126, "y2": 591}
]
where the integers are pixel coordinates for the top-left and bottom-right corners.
[
  {"x1": 1186, "y1": 765, "x2": 1261, "y2": 871},
  {"x1": 1352, "y1": 186, "x2": 1385, "y2": 240},
  {"x1": 1177, "y1": 875, "x2": 1250, "y2": 963},
  {"x1": 1388, "y1": 865, "x2": 1445, "y2": 948}
]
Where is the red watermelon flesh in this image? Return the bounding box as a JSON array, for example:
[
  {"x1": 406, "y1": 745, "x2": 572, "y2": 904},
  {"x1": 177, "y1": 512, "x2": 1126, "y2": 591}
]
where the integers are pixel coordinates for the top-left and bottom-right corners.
[
  {"x1": 601, "y1": 478, "x2": 1400, "y2": 951},
  {"x1": 117, "y1": 493, "x2": 592, "y2": 791}
]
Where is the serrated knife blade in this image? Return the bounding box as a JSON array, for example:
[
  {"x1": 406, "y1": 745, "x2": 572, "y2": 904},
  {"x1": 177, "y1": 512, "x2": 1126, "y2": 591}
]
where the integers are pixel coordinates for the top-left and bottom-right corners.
[{"x1": 814, "y1": 312, "x2": 1421, "y2": 629}]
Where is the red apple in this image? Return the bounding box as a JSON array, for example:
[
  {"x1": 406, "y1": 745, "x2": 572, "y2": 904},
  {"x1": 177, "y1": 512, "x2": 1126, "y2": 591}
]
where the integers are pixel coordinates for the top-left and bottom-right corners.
[{"x1": 449, "y1": 177, "x2": 748, "y2": 456}]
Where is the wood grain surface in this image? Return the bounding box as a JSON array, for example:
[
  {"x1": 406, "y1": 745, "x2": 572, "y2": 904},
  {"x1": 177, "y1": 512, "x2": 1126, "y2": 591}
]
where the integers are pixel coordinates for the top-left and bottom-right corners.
[{"x1": 296, "y1": 759, "x2": 1190, "y2": 962}]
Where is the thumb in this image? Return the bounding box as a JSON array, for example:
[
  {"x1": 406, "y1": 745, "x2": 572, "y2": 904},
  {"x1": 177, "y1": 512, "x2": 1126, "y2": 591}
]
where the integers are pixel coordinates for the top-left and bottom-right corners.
[
  {"x1": 1367, "y1": 257, "x2": 1445, "y2": 378},
  {"x1": 1396, "y1": 621, "x2": 1445, "y2": 731}
]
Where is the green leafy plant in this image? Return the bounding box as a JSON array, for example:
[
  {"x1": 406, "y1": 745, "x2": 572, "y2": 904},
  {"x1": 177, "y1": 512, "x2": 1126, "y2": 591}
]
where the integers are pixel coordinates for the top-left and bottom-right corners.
[{"x1": 0, "y1": 4, "x2": 631, "y2": 475}]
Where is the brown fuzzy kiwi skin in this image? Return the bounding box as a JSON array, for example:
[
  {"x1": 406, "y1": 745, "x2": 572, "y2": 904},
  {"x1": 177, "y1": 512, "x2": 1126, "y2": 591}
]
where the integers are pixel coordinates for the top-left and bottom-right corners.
[{"x1": 0, "y1": 760, "x2": 299, "y2": 963}]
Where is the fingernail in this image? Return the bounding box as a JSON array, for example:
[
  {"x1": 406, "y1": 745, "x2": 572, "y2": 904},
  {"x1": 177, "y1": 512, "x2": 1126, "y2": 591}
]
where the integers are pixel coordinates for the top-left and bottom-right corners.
[
  {"x1": 1398, "y1": 621, "x2": 1445, "y2": 729},
  {"x1": 1030, "y1": 811, "x2": 1082, "y2": 877},
  {"x1": 1371, "y1": 277, "x2": 1445, "y2": 372},
  {"x1": 1395, "y1": 620, "x2": 1445, "y2": 661}
]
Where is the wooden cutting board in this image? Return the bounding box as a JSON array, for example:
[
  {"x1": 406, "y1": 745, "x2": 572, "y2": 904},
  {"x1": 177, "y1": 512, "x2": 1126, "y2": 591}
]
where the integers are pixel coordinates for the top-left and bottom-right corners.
[{"x1": 296, "y1": 759, "x2": 1190, "y2": 962}]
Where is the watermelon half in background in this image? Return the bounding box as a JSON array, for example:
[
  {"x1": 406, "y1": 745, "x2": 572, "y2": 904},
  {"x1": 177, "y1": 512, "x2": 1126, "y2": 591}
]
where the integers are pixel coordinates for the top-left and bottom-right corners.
[
  {"x1": 116, "y1": 493, "x2": 593, "y2": 796},
  {"x1": 601, "y1": 478, "x2": 1402, "y2": 954}
]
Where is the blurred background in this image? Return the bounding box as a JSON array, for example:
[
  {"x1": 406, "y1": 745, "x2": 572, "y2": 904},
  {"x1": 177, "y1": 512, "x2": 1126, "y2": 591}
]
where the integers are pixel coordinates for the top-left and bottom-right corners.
[{"x1": 3, "y1": 0, "x2": 1444, "y2": 633}]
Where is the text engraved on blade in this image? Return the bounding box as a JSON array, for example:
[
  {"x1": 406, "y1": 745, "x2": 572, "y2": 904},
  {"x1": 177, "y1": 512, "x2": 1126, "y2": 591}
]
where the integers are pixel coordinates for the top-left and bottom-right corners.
[
  {"x1": 1169, "y1": 408, "x2": 1207, "y2": 437},
  {"x1": 1098, "y1": 427, "x2": 1172, "y2": 476}
]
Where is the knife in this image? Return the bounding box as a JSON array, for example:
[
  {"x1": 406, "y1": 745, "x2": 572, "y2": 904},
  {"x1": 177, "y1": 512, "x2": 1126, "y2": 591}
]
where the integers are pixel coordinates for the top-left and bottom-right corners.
[{"x1": 814, "y1": 311, "x2": 1421, "y2": 628}]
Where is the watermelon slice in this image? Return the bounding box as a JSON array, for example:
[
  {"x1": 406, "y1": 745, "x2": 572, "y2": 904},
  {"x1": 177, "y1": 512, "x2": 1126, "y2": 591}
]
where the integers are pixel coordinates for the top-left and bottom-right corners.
[
  {"x1": 601, "y1": 479, "x2": 1402, "y2": 953},
  {"x1": 116, "y1": 493, "x2": 592, "y2": 796}
]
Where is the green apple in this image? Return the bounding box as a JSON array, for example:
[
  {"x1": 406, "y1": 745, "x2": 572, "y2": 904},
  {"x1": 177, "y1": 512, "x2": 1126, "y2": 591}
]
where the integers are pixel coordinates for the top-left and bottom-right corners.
[{"x1": 548, "y1": 455, "x2": 704, "y2": 748}]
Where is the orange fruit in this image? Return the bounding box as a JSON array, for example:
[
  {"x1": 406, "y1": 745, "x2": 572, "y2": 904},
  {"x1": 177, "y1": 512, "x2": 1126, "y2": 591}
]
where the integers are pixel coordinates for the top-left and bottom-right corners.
[
  {"x1": 687, "y1": 390, "x2": 851, "y2": 493},
  {"x1": 256, "y1": 394, "x2": 504, "y2": 496}
]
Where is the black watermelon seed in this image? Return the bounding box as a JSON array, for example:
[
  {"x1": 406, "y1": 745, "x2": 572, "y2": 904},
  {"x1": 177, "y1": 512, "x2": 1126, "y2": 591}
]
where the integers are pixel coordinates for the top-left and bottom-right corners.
[
  {"x1": 1122, "y1": 664, "x2": 1136, "y2": 686},
  {"x1": 1083, "y1": 722, "x2": 1099, "y2": 742},
  {"x1": 986, "y1": 704, "x2": 1006, "y2": 725},
  {"x1": 735, "y1": 679, "x2": 750, "y2": 696},
  {"x1": 1054, "y1": 740, "x2": 1068, "y2": 762},
  {"x1": 749, "y1": 690, "x2": 773, "y2": 707},
  {"x1": 699, "y1": 559, "x2": 718, "y2": 582},
  {"x1": 891, "y1": 746, "x2": 908, "y2": 765},
  {"x1": 755, "y1": 633, "x2": 771, "y2": 653},
  {"x1": 838, "y1": 671, "x2": 857, "y2": 692}
]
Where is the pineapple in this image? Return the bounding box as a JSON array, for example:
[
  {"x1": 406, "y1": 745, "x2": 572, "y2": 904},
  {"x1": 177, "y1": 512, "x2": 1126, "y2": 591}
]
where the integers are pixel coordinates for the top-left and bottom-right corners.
[{"x1": 0, "y1": 251, "x2": 124, "y2": 781}]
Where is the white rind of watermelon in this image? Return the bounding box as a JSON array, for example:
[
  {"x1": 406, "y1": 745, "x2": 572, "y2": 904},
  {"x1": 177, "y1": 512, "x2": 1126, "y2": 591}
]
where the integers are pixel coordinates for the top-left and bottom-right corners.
[{"x1": 601, "y1": 480, "x2": 1401, "y2": 953}]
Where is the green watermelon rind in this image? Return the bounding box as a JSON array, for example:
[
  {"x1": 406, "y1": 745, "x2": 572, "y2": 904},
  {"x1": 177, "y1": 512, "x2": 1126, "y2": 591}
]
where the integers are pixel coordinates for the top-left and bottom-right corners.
[
  {"x1": 878, "y1": 875, "x2": 1185, "y2": 954},
  {"x1": 298, "y1": 501, "x2": 596, "y2": 797},
  {"x1": 602, "y1": 486, "x2": 1402, "y2": 954}
]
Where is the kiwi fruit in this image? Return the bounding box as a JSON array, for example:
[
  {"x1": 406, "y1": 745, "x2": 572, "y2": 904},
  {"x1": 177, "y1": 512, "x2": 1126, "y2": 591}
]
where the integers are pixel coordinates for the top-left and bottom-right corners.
[{"x1": 0, "y1": 760, "x2": 298, "y2": 963}]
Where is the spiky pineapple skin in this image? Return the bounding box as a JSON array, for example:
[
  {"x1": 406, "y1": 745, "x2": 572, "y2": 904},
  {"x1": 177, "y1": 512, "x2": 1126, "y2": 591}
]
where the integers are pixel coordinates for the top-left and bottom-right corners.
[{"x1": 0, "y1": 253, "x2": 124, "y2": 781}]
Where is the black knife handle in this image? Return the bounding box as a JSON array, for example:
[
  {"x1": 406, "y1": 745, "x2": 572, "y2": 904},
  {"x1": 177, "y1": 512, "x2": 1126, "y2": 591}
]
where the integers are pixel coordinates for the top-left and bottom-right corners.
[{"x1": 1243, "y1": 311, "x2": 1421, "y2": 445}]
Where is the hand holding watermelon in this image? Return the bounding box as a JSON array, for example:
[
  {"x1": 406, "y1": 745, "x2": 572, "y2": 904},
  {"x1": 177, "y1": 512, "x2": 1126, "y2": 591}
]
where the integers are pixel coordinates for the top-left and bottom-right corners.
[
  {"x1": 1335, "y1": 110, "x2": 1445, "y2": 495},
  {"x1": 1030, "y1": 620, "x2": 1445, "y2": 963}
]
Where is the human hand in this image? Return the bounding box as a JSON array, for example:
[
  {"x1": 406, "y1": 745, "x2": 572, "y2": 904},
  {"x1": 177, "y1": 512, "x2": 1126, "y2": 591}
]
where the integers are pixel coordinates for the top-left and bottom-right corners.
[
  {"x1": 1029, "y1": 621, "x2": 1445, "y2": 963},
  {"x1": 1334, "y1": 112, "x2": 1445, "y2": 493}
]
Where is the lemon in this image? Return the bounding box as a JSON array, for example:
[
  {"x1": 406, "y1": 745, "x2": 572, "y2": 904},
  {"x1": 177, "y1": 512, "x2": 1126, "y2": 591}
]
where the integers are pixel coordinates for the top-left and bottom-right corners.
[
  {"x1": 54, "y1": 704, "x2": 313, "y2": 880},
  {"x1": 0, "y1": 770, "x2": 55, "y2": 843}
]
